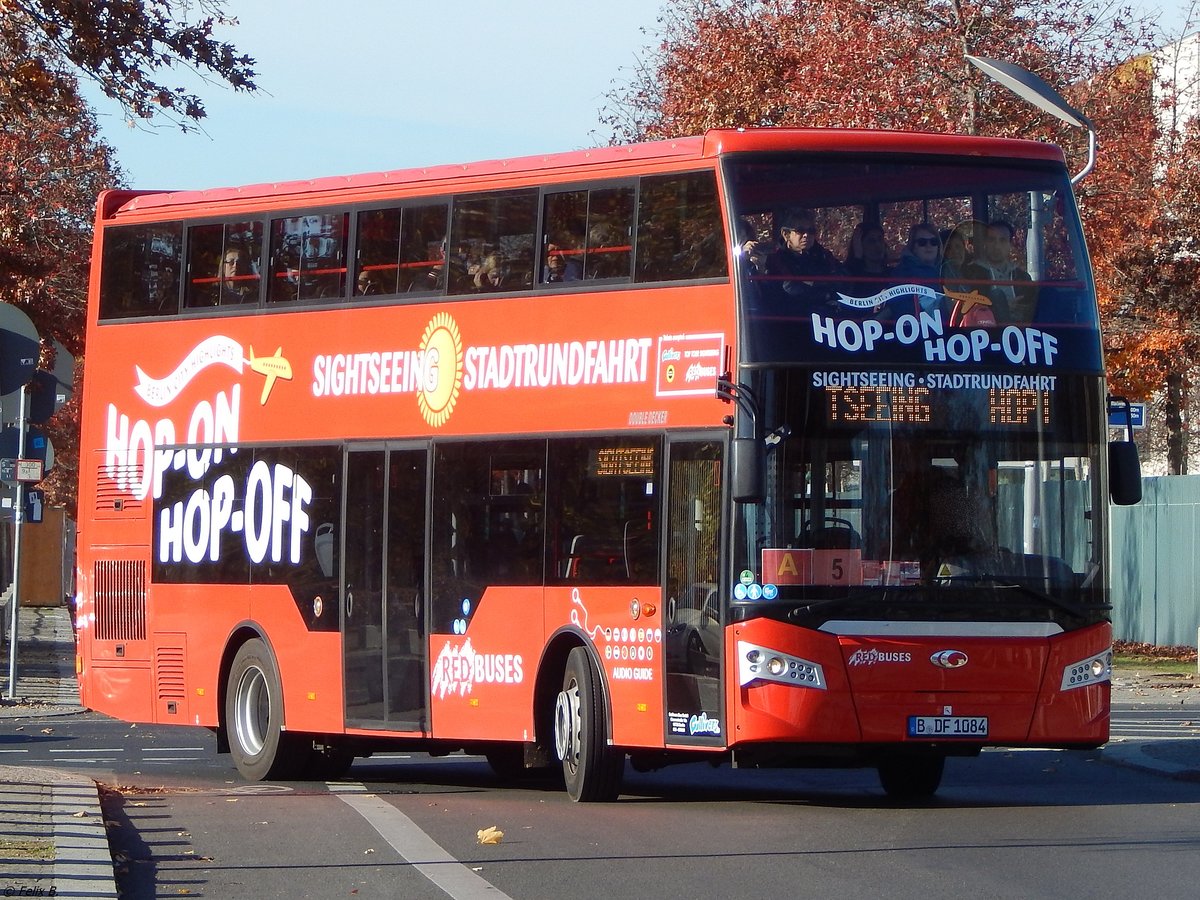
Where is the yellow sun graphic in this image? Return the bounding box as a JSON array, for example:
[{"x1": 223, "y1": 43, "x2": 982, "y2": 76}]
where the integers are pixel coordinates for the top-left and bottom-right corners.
[{"x1": 417, "y1": 312, "x2": 464, "y2": 428}]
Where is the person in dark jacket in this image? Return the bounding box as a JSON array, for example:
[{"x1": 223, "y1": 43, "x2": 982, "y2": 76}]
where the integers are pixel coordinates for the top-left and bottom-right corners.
[{"x1": 764, "y1": 207, "x2": 843, "y2": 307}]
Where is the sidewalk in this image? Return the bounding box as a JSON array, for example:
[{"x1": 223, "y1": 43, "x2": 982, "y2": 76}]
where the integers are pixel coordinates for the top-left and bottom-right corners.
[
  {"x1": 0, "y1": 604, "x2": 118, "y2": 900},
  {"x1": 1103, "y1": 665, "x2": 1200, "y2": 780}
]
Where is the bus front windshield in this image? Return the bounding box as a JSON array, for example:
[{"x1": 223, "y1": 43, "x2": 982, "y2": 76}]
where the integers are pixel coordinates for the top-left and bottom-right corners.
[{"x1": 737, "y1": 369, "x2": 1109, "y2": 627}]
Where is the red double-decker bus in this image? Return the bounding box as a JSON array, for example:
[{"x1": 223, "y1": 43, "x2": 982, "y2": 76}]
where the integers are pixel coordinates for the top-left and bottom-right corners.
[{"x1": 76, "y1": 128, "x2": 1137, "y2": 800}]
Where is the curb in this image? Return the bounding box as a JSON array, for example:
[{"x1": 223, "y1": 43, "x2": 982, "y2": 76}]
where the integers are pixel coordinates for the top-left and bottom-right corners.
[
  {"x1": 0, "y1": 704, "x2": 86, "y2": 719},
  {"x1": 1097, "y1": 740, "x2": 1200, "y2": 782},
  {"x1": 0, "y1": 765, "x2": 119, "y2": 900}
]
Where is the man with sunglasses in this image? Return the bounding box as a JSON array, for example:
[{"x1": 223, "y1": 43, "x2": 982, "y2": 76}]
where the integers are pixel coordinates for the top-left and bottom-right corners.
[{"x1": 764, "y1": 207, "x2": 844, "y2": 306}]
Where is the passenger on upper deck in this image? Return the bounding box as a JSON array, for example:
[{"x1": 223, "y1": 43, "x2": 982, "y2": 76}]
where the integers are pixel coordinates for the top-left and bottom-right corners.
[
  {"x1": 884, "y1": 223, "x2": 945, "y2": 318},
  {"x1": 963, "y1": 220, "x2": 1037, "y2": 322},
  {"x1": 585, "y1": 222, "x2": 630, "y2": 280},
  {"x1": 735, "y1": 218, "x2": 772, "y2": 274},
  {"x1": 940, "y1": 223, "x2": 971, "y2": 290},
  {"x1": 474, "y1": 253, "x2": 512, "y2": 291},
  {"x1": 217, "y1": 247, "x2": 255, "y2": 305},
  {"x1": 544, "y1": 241, "x2": 583, "y2": 283},
  {"x1": 763, "y1": 208, "x2": 843, "y2": 307},
  {"x1": 843, "y1": 222, "x2": 891, "y2": 286},
  {"x1": 357, "y1": 271, "x2": 381, "y2": 296}
]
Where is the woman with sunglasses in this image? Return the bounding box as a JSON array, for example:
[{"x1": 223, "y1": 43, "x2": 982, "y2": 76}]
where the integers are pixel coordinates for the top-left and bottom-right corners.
[{"x1": 883, "y1": 222, "x2": 947, "y2": 319}]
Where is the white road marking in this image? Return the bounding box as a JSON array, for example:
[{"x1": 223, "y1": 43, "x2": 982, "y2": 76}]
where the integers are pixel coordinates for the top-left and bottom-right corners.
[{"x1": 333, "y1": 783, "x2": 513, "y2": 899}]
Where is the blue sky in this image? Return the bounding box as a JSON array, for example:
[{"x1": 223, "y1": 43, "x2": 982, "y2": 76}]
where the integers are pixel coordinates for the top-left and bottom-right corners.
[
  {"x1": 85, "y1": 0, "x2": 1193, "y2": 192},
  {"x1": 85, "y1": 0, "x2": 665, "y2": 190}
]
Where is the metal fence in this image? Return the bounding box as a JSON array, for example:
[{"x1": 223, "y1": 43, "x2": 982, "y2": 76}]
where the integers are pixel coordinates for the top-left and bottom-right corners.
[{"x1": 1110, "y1": 475, "x2": 1200, "y2": 648}]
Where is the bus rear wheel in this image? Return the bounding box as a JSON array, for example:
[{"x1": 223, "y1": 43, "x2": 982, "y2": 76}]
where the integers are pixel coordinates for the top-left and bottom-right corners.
[
  {"x1": 877, "y1": 751, "x2": 945, "y2": 800},
  {"x1": 554, "y1": 647, "x2": 622, "y2": 802},
  {"x1": 226, "y1": 638, "x2": 304, "y2": 781}
]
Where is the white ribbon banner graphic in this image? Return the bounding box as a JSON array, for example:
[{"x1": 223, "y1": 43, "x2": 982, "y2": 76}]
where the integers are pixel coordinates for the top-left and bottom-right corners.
[
  {"x1": 836, "y1": 283, "x2": 942, "y2": 310},
  {"x1": 134, "y1": 335, "x2": 245, "y2": 407}
]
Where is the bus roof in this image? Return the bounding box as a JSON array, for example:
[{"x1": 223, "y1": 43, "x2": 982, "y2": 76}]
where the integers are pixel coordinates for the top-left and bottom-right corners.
[{"x1": 106, "y1": 128, "x2": 1066, "y2": 220}]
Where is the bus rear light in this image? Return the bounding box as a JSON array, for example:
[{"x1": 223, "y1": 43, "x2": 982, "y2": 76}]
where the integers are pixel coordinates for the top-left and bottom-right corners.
[
  {"x1": 1060, "y1": 648, "x2": 1112, "y2": 691},
  {"x1": 738, "y1": 640, "x2": 825, "y2": 689}
]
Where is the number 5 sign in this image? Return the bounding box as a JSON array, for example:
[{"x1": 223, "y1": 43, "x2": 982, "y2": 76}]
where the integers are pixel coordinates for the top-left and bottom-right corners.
[{"x1": 811, "y1": 550, "x2": 863, "y2": 586}]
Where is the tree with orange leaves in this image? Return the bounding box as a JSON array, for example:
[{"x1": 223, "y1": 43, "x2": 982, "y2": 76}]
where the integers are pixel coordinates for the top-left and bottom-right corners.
[
  {"x1": 0, "y1": 83, "x2": 116, "y2": 509},
  {"x1": 0, "y1": 2, "x2": 258, "y2": 508},
  {"x1": 0, "y1": 0, "x2": 257, "y2": 131}
]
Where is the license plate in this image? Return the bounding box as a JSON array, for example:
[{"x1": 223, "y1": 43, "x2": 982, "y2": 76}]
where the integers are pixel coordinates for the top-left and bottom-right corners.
[{"x1": 907, "y1": 716, "x2": 988, "y2": 738}]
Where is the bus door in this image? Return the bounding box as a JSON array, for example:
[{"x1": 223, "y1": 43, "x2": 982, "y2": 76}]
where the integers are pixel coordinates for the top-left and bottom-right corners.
[
  {"x1": 342, "y1": 445, "x2": 429, "y2": 731},
  {"x1": 663, "y1": 438, "x2": 726, "y2": 746}
]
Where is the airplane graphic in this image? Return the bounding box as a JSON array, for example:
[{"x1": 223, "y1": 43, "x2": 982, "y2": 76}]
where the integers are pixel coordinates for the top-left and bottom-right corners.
[{"x1": 247, "y1": 346, "x2": 293, "y2": 404}]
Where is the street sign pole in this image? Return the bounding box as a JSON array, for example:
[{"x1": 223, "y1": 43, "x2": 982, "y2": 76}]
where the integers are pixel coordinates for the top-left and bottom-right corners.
[{"x1": 5, "y1": 384, "x2": 27, "y2": 700}]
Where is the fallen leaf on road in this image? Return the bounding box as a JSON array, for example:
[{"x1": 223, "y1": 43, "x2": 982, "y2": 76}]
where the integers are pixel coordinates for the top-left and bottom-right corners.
[{"x1": 477, "y1": 826, "x2": 504, "y2": 844}]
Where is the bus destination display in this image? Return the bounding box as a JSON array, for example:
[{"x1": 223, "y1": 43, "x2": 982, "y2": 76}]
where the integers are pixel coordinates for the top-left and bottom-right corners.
[
  {"x1": 823, "y1": 385, "x2": 1052, "y2": 429},
  {"x1": 590, "y1": 446, "x2": 657, "y2": 477}
]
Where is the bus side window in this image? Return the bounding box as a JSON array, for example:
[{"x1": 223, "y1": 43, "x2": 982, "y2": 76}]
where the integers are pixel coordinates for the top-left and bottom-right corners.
[
  {"x1": 268, "y1": 213, "x2": 347, "y2": 303},
  {"x1": 547, "y1": 437, "x2": 661, "y2": 587},
  {"x1": 400, "y1": 203, "x2": 450, "y2": 295},
  {"x1": 184, "y1": 220, "x2": 263, "y2": 309},
  {"x1": 584, "y1": 186, "x2": 635, "y2": 282},
  {"x1": 100, "y1": 222, "x2": 183, "y2": 319},
  {"x1": 355, "y1": 207, "x2": 403, "y2": 296},
  {"x1": 449, "y1": 190, "x2": 538, "y2": 295},
  {"x1": 635, "y1": 171, "x2": 728, "y2": 283}
]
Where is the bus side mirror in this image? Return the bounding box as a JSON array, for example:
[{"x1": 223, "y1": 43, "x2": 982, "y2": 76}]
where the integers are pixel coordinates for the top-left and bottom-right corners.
[
  {"x1": 730, "y1": 437, "x2": 764, "y2": 503},
  {"x1": 1107, "y1": 395, "x2": 1142, "y2": 505},
  {"x1": 1109, "y1": 440, "x2": 1141, "y2": 506}
]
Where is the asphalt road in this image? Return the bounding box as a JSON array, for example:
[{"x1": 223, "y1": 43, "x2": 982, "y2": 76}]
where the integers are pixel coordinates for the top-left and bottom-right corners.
[{"x1": 4, "y1": 711, "x2": 1200, "y2": 899}]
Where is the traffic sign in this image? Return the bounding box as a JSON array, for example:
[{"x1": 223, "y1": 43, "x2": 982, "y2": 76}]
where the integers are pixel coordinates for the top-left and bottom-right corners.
[
  {"x1": 1108, "y1": 402, "x2": 1145, "y2": 429},
  {"x1": 15, "y1": 459, "x2": 42, "y2": 482},
  {"x1": 28, "y1": 338, "x2": 74, "y2": 424},
  {"x1": 0, "y1": 304, "x2": 39, "y2": 395},
  {"x1": 25, "y1": 488, "x2": 43, "y2": 524},
  {"x1": 0, "y1": 458, "x2": 44, "y2": 484}
]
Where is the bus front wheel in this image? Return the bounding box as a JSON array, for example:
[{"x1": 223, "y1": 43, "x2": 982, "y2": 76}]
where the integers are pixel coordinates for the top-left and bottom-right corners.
[
  {"x1": 226, "y1": 638, "x2": 303, "y2": 781},
  {"x1": 877, "y1": 751, "x2": 945, "y2": 800},
  {"x1": 554, "y1": 647, "x2": 622, "y2": 802}
]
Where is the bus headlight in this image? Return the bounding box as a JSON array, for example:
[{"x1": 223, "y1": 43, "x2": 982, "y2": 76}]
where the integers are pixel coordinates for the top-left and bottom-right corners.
[
  {"x1": 1060, "y1": 648, "x2": 1112, "y2": 691},
  {"x1": 738, "y1": 641, "x2": 825, "y2": 689}
]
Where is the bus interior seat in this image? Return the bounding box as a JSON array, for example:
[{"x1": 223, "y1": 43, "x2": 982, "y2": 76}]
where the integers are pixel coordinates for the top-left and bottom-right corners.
[
  {"x1": 797, "y1": 517, "x2": 862, "y2": 550},
  {"x1": 563, "y1": 534, "x2": 585, "y2": 578}
]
